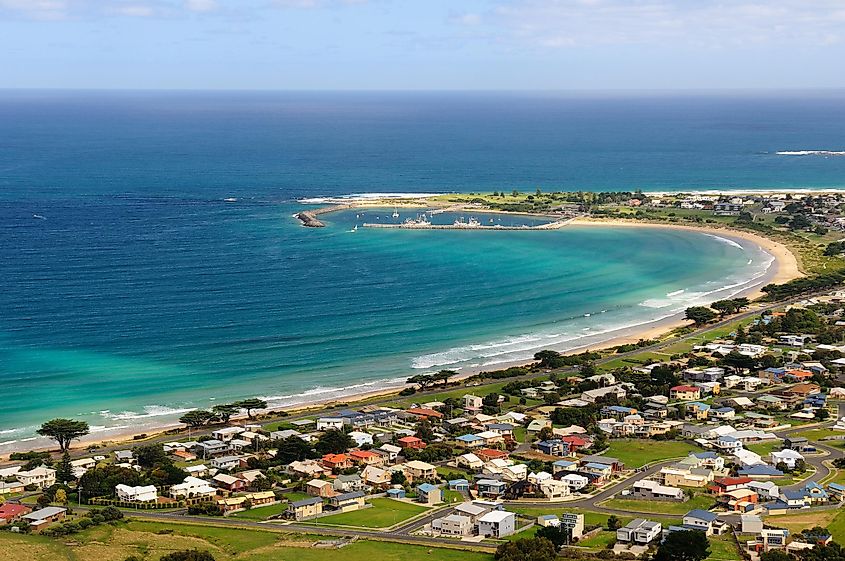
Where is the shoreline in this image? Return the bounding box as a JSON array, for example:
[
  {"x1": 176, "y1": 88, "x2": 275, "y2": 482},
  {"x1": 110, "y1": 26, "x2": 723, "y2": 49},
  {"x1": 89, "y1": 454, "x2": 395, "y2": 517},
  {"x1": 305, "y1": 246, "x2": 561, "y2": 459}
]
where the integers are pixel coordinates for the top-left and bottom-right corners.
[{"x1": 0, "y1": 216, "x2": 804, "y2": 458}]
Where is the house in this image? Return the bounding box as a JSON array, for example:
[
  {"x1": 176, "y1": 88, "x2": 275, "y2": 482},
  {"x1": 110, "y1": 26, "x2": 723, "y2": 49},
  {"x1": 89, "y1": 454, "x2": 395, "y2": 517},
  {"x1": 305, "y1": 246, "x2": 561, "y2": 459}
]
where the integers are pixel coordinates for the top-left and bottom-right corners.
[
  {"x1": 217, "y1": 491, "x2": 276, "y2": 514},
  {"x1": 682, "y1": 509, "x2": 719, "y2": 535},
  {"x1": 348, "y1": 431, "x2": 374, "y2": 447},
  {"x1": 22, "y1": 506, "x2": 67, "y2": 532},
  {"x1": 740, "y1": 514, "x2": 764, "y2": 534},
  {"x1": 561, "y1": 473, "x2": 589, "y2": 491},
  {"x1": 456, "y1": 434, "x2": 485, "y2": 448},
  {"x1": 433, "y1": 513, "x2": 474, "y2": 536},
  {"x1": 616, "y1": 519, "x2": 662, "y2": 544},
  {"x1": 195, "y1": 440, "x2": 230, "y2": 458},
  {"x1": 397, "y1": 436, "x2": 426, "y2": 450},
  {"x1": 333, "y1": 474, "x2": 366, "y2": 493},
  {"x1": 561, "y1": 512, "x2": 585, "y2": 538},
  {"x1": 185, "y1": 464, "x2": 211, "y2": 478},
  {"x1": 780, "y1": 489, "x2": 808, "y2": 509},
  {"x1": 671, "y1": 385, "x2": 701, "y2": 401},
  {"x1": 115, "y1": 484, "x2": 158, "y2": 502},
  {"x1": 213, "y1": 473, "x2": 247, "y2": 492},
  {"x1": 464, "y1": 395, "x2": 483, "y2": 412},
  {"x1": 751, "y1": 529, "x2": 790, "y2": 553},
  {"x1": 287, "y1": 496, "x2": 323, "y2": 520},
  {"x1": 771, "y1": 449, "x2": 804, "y2": 470},
  {"x1": 114, "y1": 450, "x2": 135, "y2": 464},
  {"x1": 715, "y1": 435, "x2": 743, "y2": 452},
  {"x1": 170, "y1": 477, "x2": 217, "y2": 499},
  {"x1": 739, "y1": 465, "x2": 784, "y2": 478},
  {"x1": 287, "y1": 460, "x2": 329, "y2": 479},
  {"x1": 527, "y1": 419, "x2": 552, "y2": 433},
  {"x1": 783, "y1": 437, "x2": 812, "y2": 452},
  {"x1": 747, "y1": 481, "x2": 780, "y2": 501},
  {"x1": 631, "y1": 479, "x2": 684, "y2": 501},
  {"x1": 477, "y1": 510, "x2": 516, "y2": 538},
  {"x1": 0, "y1": 480, "x2": 26, "y2": 495},
  {"x1": 212, "y1": 426, "x2": 246, "y2": 442},
  {"x1": 321, "y1": 453, "x2": 352, "y2": 471},
  {"x1": 477, "y1": 448, "x2": 509, "y2": 462},
  {"x1": 535, "y1": 439, "x2": 567, "y2": 457},
  {"x1": 458, "y1": 453, "x2": 484, "y2": 471},
  {"x1": 0, "y1": 503, "x2": 32, "y2": 524},
  {"x1": 417, "y1": 483, "x2": 443, "y2": 505},
  {"x1": 686, "y1": 402, "x2": 711, "y2": 420},
  {"x1": 349, "y1": 450, "x2": 385, "y2": 467},
  {"x1": 210, "y1": 455, "x2": 244, "y2": 471},
  {"x1": 711, "y1": 477, "x2": 752, "y2": 494},
  {"x1": 316, "y1": 417, "x2": 345, "y2": 431},
  {"x1": 386, "y1": 488, "x2": 406, "y2": 499},
  {"x1": 757, "y1": 395, "x2": 787, "y2": 411},
  {"x1": 552, "y1": 459, "x2": 577, "y2": 474},
  {"x1": 306, "y1": 479, "x2": 336, "y2": 498},
  {"x1": 719, "y1": 488, "x2": 758, "y2": 512},
  {"x1": 449, "y1": 478, "x2": 470, "y2": 491},
  {"x1": 581, "y1": 463, "x2": 613, "y2": 484},
  {"x1": 691, "y1": 452, "x2": 725, "y2": 471},
  {"x1": 804, "y1": 481, "x2": 829, "y2": 504},
  {"x1": 361, "y1": 465, "x2": 391, "y2": 488},
  {"x1": 661, "y1": 467, "x2": 711, "y2": 488},
  {"x1": 779, "y1": 335, "x2": 809, "y2": 347},
  {"x1": 15, "y1": 466, "x2": 56, "y2": 489},
  {"x1": 683, "y1": 367, "x2": 725, "y2": 383},
  {"x1": 379, "y1": 443, "x2": 402, "y2": 462},
  {"x1": 581, "y1": 384, "x2": 627, "y2": 403},
  {"x1": 537, "y1": 514, "x2": 560, "y2": 528},
  {"x1": 403, "y1": 460, "x2": 436, "y2": 481},
  {"x1": 579, "y1": 455, "x2": 624, "y2": 472},
  {"x1": 476, "y1": 479, "x2": 507, "y2": 497},
  {"x1": 711, "y1": 407, "x2": 735, "y2": 420},
  {"x1": 405, "y1": 407, "x2": 444, "y2": 420},
  {"x1": 329, "y1": 491, "x2": 366, "y2": 512}
]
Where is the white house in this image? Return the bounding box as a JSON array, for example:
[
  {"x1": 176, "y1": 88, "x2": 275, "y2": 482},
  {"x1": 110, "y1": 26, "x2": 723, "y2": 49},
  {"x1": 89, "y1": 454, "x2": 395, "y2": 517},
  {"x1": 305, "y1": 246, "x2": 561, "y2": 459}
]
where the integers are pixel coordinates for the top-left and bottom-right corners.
[
  {"x1": 316, "y1": 417, "x2": 345, "y2": 431},
  {"x1": 348, "y1": 431, "x2": 374, "y2": 447},
  {"x1": 616, "y1": 519, "x2": 662, "y2": 544},
  {"x1": 771, "y1": 449, "x2": 804, "y2": 470},
  {"x1": 16, "y1": 467, "x2": 56, "y2": 489},
  {"x1": 170, "y1": 477, "x2": 217, "y2": 499},
  {"x1": 212, "y1": 426, "x2": 246, "y2": 442},
  {"x1": 463, "y1": 394, "x2": 483, "y2": 412},
  {"x1": 561, "y1": 473, "x2": 589, "y2": 491},
  {"x1": 432, "y1": 513, "x2": 474, "y2": 536},
  {"x1": 115, "y1": 484, "x2": 158, "y2": 502},
  {"x1": 478, "y1": 510, "x2": 516, "y2": 538}
]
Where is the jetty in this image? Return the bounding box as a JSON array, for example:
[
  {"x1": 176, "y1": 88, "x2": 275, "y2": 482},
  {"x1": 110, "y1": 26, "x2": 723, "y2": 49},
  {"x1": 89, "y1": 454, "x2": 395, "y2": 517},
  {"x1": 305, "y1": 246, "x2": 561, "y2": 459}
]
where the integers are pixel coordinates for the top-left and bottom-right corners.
[
  {"x1": 362, "y1": 218, "x2": 574, "y2": 231},
  {"x1": 295, "y1": 204, "x2": 351, "y2": 227}
]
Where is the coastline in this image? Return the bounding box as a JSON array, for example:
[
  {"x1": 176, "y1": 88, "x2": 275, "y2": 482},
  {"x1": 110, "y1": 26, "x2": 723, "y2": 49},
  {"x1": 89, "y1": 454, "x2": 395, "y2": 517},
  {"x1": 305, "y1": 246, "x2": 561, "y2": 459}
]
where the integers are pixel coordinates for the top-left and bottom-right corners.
[{"x1": 1, "y1": 216, "x2": 804, "y2": 458}]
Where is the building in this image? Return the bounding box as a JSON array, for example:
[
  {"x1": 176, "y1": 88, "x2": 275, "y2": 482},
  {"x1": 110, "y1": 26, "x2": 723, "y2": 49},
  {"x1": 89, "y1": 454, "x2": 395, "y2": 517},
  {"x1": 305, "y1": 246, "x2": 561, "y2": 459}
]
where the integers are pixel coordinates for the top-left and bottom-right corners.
[
  {"x1": 477, "y1": 479, "x2": 507, "y2": 498},
  {"x1": 670, "y1": 385, "x2": 702, "y2": 401},
  {"x1": 210, "y1": 455, "x2": 244, "y2": 471},
  {"x1": 561, "y1": 512, "x2": 585, "y2": 539},
  {"x1": 329, "y1": 491, "x2": 366, "y2": 512},
  {"x1": 433, "y1": 513, "x2": 474, "y2": 536},
  {"x1": 115, "y1": 484, "x2": 158, "y2": 502},
  {"x1": 464, "y1": 395, "x2": 483, "y2": 412},
  {"x1": 535, "y1": 439, "x2": 568, "y2": 456},
  {"x1": 306, "y1": 479, "x2": 336, "y2": 498},
  {"x1": 617, "y1": 519, "x2": 662, "y2": 544},
  {"x1": 0, "y1": 503, "x2": 32, "y2": 525},
  {"x1": 361, "y1": 465, "x2": 391, "y2": 488},
  {"x1": 15, "y1": 466, "x2": 56, "y2": 489},
  {"x1": 682, "y1": 510, "x2": 720, "y2": 535},
  {"x1": 561, "y1": 473, "x2": 589, "y2": 491},
  {"x1": 417, "y1": 483, "x2": 443, "y2": 505},
  {"x1": 22, "y1": 506, "x2": 67, "y2": 532},
  {"x1": 632, "y1": 479, "x2": 684, "y2": 501},
  {"x1": 397, "y1": 436, "x2": 426, "y2": 450},
  {"x1": 170, "y1": 476, "x2": 217, "y2": 499},
  {"x1": 477, "y1": 510, "x2": 516, "y2": 538},
  {"x1": 771, "y1": 449, "x2": 804, "y2": 470},
  {"x1": 403, "y1": 460, "x2": 436, "y2": 481},
  {"x1": 287, "y1": 497, "x2": 323, "y2": 520},
  {"x1": 213, "y1": 473, "x2": 247, "y2": 492}
]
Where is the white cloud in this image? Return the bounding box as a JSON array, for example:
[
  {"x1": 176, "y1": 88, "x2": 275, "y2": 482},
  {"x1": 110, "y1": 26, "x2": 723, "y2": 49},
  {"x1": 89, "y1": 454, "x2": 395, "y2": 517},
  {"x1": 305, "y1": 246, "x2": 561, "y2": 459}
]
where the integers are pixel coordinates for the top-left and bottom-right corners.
[
  {"x1": 0, "y1": 0, "x2": 69, "y2": 20},
  {"x1": 185, "y1": 0, "x2": 217, "y2": 12},
  {"x1": 484, "y1": 0, "x2": 845, "y2": 49}
]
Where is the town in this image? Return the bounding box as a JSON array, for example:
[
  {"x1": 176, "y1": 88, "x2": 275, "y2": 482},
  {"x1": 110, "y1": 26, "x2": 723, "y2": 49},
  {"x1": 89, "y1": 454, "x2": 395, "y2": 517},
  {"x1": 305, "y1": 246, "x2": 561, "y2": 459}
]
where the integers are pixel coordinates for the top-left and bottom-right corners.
[{"x1": 4, "y1": 290, "x2": 845, "y2": 561}]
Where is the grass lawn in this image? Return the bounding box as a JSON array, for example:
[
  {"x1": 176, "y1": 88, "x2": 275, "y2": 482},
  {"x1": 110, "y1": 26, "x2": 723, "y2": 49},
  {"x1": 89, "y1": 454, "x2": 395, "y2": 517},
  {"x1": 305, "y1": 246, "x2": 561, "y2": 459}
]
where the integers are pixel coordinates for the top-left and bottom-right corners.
[
  {"x1": 707, "y1": 534, "x2": 742, "y2": 561},
  {"x1": 768, "y1": 510, "x2": 845, "y2": 541},
  {"x1": 506, "y1": 507, "x2": 681, "y2": 529},
  {"x1": 231, "y1": 502, "x2": 290, "y2": 520},
  {"x1": 443, "y1": 489, "x2": 464, "y2": 504},
  {"x1": 603, "y1": 439, "x2": 700, "y2": 468},
  {"x1": 789, "y1": 428, "x2": 843, "y2": 442},
  {"x1": 0, "y1": 520, "x2": 493, "y2": 561},
  {"x1": 578, "y1": 530, "x2": 617, "y2": 549},
  {"x1": 308, "y1": 498, "x2": 428, "y2": 528},
  {"x1": 746, "y1": 440, "x2": 782, "y2": 456},
  {"x1": 601, "y1": 495, "x2": 714, "y2": 515}
]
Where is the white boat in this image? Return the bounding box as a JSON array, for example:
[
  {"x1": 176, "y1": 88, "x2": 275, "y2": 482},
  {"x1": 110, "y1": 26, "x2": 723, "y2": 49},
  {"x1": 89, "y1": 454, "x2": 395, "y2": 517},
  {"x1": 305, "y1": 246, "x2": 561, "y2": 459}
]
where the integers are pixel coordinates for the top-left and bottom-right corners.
[
  {"x1": 223, "y1": 197, "x2": 237, "y2": 202},
  {"x1": 392, "y1": 208, "x2": 399, "y2": 218}
]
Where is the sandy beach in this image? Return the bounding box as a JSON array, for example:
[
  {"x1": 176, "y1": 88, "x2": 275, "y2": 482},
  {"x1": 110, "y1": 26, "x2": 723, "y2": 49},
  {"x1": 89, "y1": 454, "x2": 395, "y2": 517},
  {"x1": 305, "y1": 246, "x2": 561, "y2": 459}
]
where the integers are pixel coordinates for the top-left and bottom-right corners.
[{"x1": 1, "y1": 216, "x2": 805, "y2": 458}]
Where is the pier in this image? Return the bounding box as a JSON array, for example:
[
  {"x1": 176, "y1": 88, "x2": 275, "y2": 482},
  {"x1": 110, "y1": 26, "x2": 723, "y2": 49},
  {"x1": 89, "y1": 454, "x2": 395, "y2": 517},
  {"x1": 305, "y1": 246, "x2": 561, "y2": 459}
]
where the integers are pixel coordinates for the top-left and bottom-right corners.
[
  {"x1": 361, "y1": 218, "x2": 573, "y2": 230},
  {"x1": 295, "y1": 204, "x2": 351, "y2": 227}
]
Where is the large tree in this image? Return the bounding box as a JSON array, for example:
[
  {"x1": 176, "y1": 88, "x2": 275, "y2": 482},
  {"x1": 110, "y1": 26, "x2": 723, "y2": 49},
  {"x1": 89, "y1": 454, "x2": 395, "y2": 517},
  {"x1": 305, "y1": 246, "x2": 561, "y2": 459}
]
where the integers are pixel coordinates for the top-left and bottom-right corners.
[
  {"x1": 160, "y1": 550, "x2": 216, "y2": 561},
  {"x1": 179, "y1": 410, "x2": 216, "y2": 428},
  {"x1": 234, "y1": 398, "x2": 267, "y2": 419},
  {"x1": 211, "y1": 403, "x2": 239, "y2": 424},
  {"x1": 315, "y1": 429, "x2": 355, "y2": 455},
  {"x1": 55, "y1": 451, "x2": 74, "y2": 483},
  {"x1": 495, "y1": 538, "x2": 556, "y2": 561},
  {"x1": 653, "y1": 530, "x2": 710, "y2": 561},
  {"x1": 685, "y1": 306, "x2": 717, "y2": 326},
  {"x1": 36, "y1": 419, "x2": 90, "y2": 452}
]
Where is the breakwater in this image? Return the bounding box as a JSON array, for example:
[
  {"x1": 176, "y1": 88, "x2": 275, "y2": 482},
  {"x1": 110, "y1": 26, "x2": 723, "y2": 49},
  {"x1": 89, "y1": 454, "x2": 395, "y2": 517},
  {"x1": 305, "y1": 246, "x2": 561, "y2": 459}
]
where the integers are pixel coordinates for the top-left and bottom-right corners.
[{"x1": 362, "y1": 219, "x2": 573, "y2": 230}]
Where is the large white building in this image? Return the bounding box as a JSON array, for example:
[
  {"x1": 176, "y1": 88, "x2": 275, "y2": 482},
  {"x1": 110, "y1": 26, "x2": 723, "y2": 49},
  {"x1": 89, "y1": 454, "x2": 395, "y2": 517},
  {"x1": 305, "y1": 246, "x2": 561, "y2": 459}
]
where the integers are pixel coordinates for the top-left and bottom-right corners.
[
  {"x1": 115, "y1": 484, "x2": 158, "y2": 502},
  {"x1": 478, "y1": 510, "x2": 516, "y2": 538},
  {"x1": 169, "y1": 477, "x2": 217, "y2": 499}
]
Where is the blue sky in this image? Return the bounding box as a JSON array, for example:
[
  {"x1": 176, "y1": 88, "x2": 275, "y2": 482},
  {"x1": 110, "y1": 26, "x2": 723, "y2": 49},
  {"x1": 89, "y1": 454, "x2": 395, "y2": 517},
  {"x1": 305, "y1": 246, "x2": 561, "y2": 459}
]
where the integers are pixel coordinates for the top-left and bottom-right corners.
[{"x1": 2, "y1": 0, "x2": 845, "y2": 89}]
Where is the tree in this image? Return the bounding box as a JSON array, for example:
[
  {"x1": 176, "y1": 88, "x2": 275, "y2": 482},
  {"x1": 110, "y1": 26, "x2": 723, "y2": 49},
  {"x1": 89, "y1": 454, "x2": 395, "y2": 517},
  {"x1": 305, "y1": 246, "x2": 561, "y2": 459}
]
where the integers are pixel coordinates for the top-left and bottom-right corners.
[
  {"x1": 760, "y1": 551, "x2": 795, "y2": 561},
  {"x1": 711, "y1": 299, "x2": 739, "y2": 316},
  {"x1": 535, "y1": 525, "x2": 572, "y2": 549},
  {"x1": 234, "y1": 398, "x2": 268, "y2": 419},
  {"x1": 274, "y1": 436, "x2": 315, "y2": 464},
  {"x1": 432, "y1": 370, "x2": 457, "y2": 385},
  {"x1": 799, "y1": 542, "x2": 845, "y2": 561},
  {"x1": 36, "y1": 419, "x2": 90, "y2": 452},
  {"x1": 211, "y1": 404, "x2": 239, "y2": 424},
  {"x1": 606, "y1": 515, "x2": 622, "y2": 530},
  {"x1": 495, "y1": 537, "x2": 556, "y2": 561},
  {"x1": 653, "y1": 530, "x2": 710, "y2": 561},
  {"x1": 179, "y1": 410, "x2": 216, "y2": 428},
  {"x1": 159, "y1": 550, "x2": 216, "y2": 561},
  {"x1": 406, "y1": 374, "x2": 435, "y2": 391},
  {"x1": 56, "y1": 451, "x2": 74, "y2": 483},
  {"x1": 315, "y1": 430, "x2": 355, "y2": 455},
  {"x1": 135, "y1": 444, "x2": 168, "y2": 468},
  {"x1": 534, "y1": 350, "x2": 566, "y2": 369},
  {"x1": 414, "y1": 419, "x2": 435, "y2": 443},
  {"x1": 79, "y1": 465, "x2": 141, "y2": 500},
  {"x1": 54, "y1": 488, "x2": 68, "y2": 506},
  {"x1": 816, "y1": 408, "x2": 831, "y2": 420},
  {"x1": 537, "y1": 426, "x2": 555, "y2": 442},
  {"x1": 722, "y1": 350, "x2": 756, "y2": 372},
  {"x1": 789, "y1": 214, "x2": 812, "y2": 231},
  {"x1": 685, "y1": 306, "x2": 717, "y2": 326}
]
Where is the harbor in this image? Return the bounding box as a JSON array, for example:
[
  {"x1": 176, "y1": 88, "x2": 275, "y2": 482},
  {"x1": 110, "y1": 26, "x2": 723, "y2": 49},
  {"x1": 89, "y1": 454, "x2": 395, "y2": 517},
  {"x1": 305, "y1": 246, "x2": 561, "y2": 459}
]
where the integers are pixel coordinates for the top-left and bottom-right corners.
[{"x1": 362, "y1": 214, "x2": 574, "y2": 230}]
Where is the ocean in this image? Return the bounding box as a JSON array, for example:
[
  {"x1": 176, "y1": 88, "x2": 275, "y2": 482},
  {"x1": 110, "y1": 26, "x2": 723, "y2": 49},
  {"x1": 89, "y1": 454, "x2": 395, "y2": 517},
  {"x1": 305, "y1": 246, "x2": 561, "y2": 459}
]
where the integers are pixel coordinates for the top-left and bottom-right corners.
[{"x1": 1, "y1": 90, "x2": 843, "y2": 448}]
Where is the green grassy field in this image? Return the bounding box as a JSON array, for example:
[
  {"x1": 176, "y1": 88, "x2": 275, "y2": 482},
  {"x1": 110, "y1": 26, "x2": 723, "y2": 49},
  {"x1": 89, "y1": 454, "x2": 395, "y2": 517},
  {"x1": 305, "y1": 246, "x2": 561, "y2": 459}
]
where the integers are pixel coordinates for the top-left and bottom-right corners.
[
  {"x1": 506, "y1": 507, "x2": 682, "y2": 529},
  {"x1": 578, "y1": 530, "x2": 617, "y2": 549},
  {"x1": 601, "y1": 494, "x2": 714, "y2": 515},
  {"x1": 746, "y1": 440, "x2": 782, "y2": 456},
  {"x1": 603, "y1": 439, "x2": 700, "y2": 468},
  {"x1": 308, "y1": 498, "x2": 429, "y2": 528},
  {"x1": 0, "y1": 520, "x2": 493, "y2": 561},
  {"x1": 706, "y1": 534, "x2": 742, "y2": 561},
  {"x1": 231, "y1": 502, "x2": 290, "y2": 520},
  {"x1": 768, "y1": 509, "x2": 845, "y2": 542}
]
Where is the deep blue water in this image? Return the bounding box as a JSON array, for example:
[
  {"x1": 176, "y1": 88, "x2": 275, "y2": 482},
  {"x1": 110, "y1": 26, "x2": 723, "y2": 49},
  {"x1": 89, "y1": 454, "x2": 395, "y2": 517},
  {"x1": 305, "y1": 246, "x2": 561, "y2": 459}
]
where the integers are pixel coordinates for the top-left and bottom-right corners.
[{"x1": 0, "y1": 91, "x2": 843, "y2": 448}]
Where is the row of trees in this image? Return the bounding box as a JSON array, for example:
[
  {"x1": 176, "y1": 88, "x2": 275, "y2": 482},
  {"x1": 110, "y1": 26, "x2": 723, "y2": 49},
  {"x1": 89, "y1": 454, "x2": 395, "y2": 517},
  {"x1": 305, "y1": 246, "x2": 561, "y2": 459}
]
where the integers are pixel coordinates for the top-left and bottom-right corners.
[
  {"x1": 684, "y1": 297, "x2": 750, "y2": 326},
  {"x1": 179, "y1": 398, "x2": 269, "y2": 428}
]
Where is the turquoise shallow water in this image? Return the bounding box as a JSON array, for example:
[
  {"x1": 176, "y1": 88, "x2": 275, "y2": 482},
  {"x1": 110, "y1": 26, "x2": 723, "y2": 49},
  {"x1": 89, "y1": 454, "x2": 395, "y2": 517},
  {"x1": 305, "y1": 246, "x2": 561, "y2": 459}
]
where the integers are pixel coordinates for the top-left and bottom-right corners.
[
  {"x1": 0, "y1": 201, "x2": 771, "y2": 448},
  {"x1": 2, "y1": 90, "x2": 842, "y2": 449}
]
